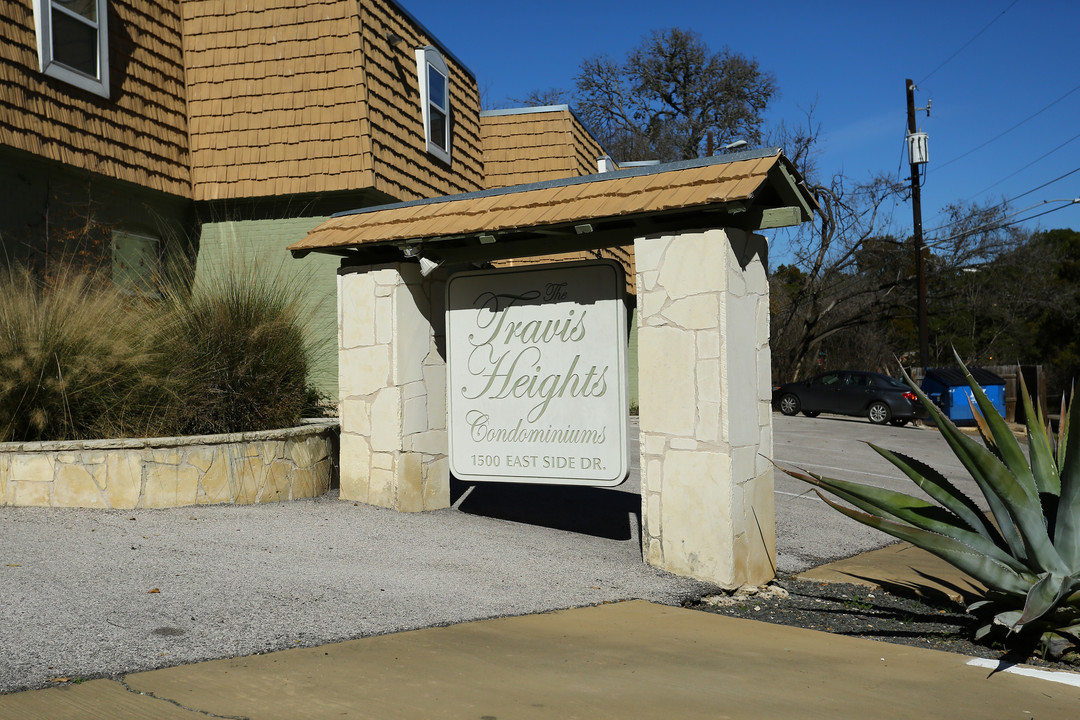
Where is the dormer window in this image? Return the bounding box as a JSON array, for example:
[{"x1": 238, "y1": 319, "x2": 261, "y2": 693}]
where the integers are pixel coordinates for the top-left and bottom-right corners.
[
  {"x1": 415, "y1": 46, "x2": 451, "y2": 164},
  {"x1": 33, "y1": 0, "x2": 110, "y2": 98}
]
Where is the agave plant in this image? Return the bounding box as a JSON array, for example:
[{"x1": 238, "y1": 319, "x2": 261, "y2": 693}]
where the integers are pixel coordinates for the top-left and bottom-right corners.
[{"x1": 783, "y1": 356, "x2": 1080, "y2": 651}]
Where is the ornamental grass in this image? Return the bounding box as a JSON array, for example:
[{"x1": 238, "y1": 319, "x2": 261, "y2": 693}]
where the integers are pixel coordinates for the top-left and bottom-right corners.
[
  {"x1": 152, "y1": 258, "x2": 314, "y2": 436},
  {"x1": 0, "y1": 265, "x2": 158, "y2": 442},
  {"x1": 0, "y1": 259, "x2": 322, "y2": 442}
]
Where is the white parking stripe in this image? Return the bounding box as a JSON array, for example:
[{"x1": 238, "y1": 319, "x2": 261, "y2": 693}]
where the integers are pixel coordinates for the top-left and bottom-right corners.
[
  {"x1": 772, "y1": 458, "x2": 901, "y2": 482},
  {"x1": 966, "y1": 658, "x2": 1080, "y2": 687},
  {"x1": 775, "y1": 489, "x2": 820, "y2": 501}
]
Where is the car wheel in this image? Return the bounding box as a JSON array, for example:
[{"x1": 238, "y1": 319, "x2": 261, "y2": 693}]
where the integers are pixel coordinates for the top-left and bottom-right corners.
[
  {"x1": 868, "y1": 401, "x2": 891, "y2": 425},
  {"x1": 802, "y1": 411, "x2": 820, "y2": 418},
  {"x1": 779, "y1": 393, "x2": 801, "y2": 416},
  {"x1": 889, "y1": 418, "x2": 909, "y2": 427}
]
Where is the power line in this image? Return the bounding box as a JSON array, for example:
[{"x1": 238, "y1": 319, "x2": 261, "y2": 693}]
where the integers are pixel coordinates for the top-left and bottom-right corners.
[
  {"x1": 933, "y1": 82, "x2": 1080, "y2": 172},
  {"x1": 925, "y1": 198, "x2": 1079, "y2": 249},
  {"x1": 1007, "y1": 166, "x2": 1080, "y2": 203},
  {"x1": 918, "y1": 0, "x2": 1019, "y2": 84},
  {"x1": 965, "y1": 132, "x2": 1080, "y2": 199},
  {"x1": 1009, "y1": 201, "x2": 1080, "y2": 226},
  {"x1": 920, "y1": 168, "x2": 1080, "y2": 235}
]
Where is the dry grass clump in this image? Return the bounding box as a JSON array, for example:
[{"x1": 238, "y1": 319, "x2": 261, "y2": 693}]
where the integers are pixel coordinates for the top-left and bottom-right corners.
[
  {"x1": 0, "y1": 266, "x2": 156, "y2": 441},
  {"x1": 0, "y1": 260, "x2": 321, "y2": 442},
  {"x1": 153, "y1": 260, "x2": 312, "y2": 435}
]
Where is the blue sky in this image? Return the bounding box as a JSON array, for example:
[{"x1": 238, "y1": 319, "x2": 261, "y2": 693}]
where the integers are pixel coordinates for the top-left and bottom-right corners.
[{"x1": 404, "y1": 0, "x2": 1079, "y2": 249}]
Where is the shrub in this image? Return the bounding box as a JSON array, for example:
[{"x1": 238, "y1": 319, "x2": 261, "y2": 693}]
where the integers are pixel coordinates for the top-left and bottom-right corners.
[
  {"x1": 0, "y1": 266, "x2": 156, "y2": 442},
  {"x1": 783, "y1": 355, "x2": 1080, "y2": 655},
  {"x1": 151, "y1": 258, "x2": 314, "y2": 435},
  {"x1": 0, "y1": 258, "x2": 324, "y2": 442}
]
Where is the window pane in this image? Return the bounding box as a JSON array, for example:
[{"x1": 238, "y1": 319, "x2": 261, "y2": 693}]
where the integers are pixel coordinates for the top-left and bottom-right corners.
[
  {"x1": 429, "y1": 106, "x2": 447, "y2": 149},
  {"x1": 52, "y1": 8, "x2": 97, "y2": 76},
  {"x1": 56, "y1": 0, "x2": 97, "y2": 22},
  {"x1": 427, "y1": 65, "x2": 446, "y2": 110}
]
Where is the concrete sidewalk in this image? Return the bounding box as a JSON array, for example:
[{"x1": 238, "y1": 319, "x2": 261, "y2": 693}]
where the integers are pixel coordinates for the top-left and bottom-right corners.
[{"x1": 4, "y1": 545, "x2": 1078, "y2": 720}]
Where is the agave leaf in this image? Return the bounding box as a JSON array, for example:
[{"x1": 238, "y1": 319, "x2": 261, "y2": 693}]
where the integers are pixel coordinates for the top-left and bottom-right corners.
[
  {"x1": 967, "y1": 599, "x2": 994, "y2": 612},
  {"x1": 1018, "y1": 372, "x2": 1060, "y2": 496},
  {"x1": 785, "y1": 466, "x2": 1027, "y2": 572},
  {"x1": 952, "y1": 349, "x2": 1040, "y2": 501},
  {"x1": 813, "y1": 491, "x2": 1034, "y2": 596},
  {"x1": 967, "y1": 397, "x2": 1002, "y2": 461},
  {"x1": 901, "y1": 367, "x2": 1029, "y2": 563},
  {"x1": 903, "y1": 368, "x2": 1064, "y2": 572},
  {"x1": 1018, "y1": 572, "x2": 1068, "y2": 627},
  {"x1": 953, "y1": 435, "x2": 1065, "y2": 575},
  {"x1": 1058, "y1": 390, "x2": 1070, "y2": 468},
  {"x1": 975, "y1": 622, "x2": 994, "y2": 641},
  {"x1": 868, "y1": 443, "x2": 1004, "y2": 547},
  {"x1": 1054, "y1": 389, "x2": 1080, "y2": 568},
  {"x1": 780, "y1": 467, "x2": 903, "y2": 523},
  {"x1": 994, "y1": 610, "x2": 1024, "y2": 630}
]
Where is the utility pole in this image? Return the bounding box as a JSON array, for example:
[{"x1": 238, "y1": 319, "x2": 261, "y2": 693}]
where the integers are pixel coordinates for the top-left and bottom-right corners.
[{"x1": 906, "y1": 78, "x2": 930, "y2": 369}]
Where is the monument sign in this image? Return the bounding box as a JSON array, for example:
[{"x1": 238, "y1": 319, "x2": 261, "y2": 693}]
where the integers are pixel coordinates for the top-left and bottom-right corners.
[{"x1": 446, "y1": 260, "x2": 629, "y2": 486}]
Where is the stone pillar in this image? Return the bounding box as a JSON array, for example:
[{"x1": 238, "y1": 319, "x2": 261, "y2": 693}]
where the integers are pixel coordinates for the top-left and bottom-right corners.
[
  {"x1": 635, "y1": 227, "x2": 775, "y2": 588},
  {"x1": 337, "y1": 263, "x2": 449, "y2": 511}
]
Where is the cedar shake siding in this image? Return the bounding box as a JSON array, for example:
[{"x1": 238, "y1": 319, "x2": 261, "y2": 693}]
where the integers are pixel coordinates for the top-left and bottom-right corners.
[
  {"x1": 358, "y1": 0, "x2": 483, "y2": 201},
  {"x1": 0, "y1": 0, "x2": 190, "y2": 197},
  {"x1": 480, "y1": 106, "x2": 605, "y2": 189},
  {"x1": 181, "y1": 0, "x2": 484, "y2": 204}
]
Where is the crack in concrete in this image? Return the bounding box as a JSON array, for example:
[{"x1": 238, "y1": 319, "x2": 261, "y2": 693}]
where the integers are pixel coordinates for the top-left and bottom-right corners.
[{"x1": 117, "y1": 676, "x2": 251, "y2": 719}]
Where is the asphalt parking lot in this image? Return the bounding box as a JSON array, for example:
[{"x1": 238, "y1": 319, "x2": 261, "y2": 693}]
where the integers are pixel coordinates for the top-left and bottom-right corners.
[
  {"x1": 770, "y1": 412, "x2": 974, "y2": 573},
  {"x1": 0, "y1": 412, "x2": 974, "y2": 692}
]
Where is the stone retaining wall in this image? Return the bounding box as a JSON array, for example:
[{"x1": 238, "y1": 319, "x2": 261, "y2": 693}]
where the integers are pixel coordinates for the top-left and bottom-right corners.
[{"x1": 0, "y1": 420, "x2": 339, "y2": 509}]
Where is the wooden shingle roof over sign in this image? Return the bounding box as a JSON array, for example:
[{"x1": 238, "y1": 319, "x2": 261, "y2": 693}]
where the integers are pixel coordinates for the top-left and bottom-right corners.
[{"x1": 289, "y1": 149, "x2": 815, "y2": 273}]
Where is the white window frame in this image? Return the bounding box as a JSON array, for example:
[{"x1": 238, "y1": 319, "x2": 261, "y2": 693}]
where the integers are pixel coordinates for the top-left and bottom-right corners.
[
  {"x1": 33, "y1": 0, "x2": 110, "y2": 98},
  {"x1": 415, "y1": 46, "x2": 451, "y2": 164}
]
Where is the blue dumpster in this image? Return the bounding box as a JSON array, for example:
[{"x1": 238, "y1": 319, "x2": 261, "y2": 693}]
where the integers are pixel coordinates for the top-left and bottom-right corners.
[{"x1": 921, "y1": 367, "x2": 1006, "y2": 424}]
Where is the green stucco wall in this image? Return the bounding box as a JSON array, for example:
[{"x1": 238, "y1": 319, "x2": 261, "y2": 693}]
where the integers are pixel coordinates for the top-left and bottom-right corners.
[{"x1": 195, "y1": 218, "x2": 340, "y2": 402}]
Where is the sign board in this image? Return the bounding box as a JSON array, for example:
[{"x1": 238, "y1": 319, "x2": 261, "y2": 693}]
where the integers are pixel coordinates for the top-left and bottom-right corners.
[{"x1": 446, "y1": 260, "x2": 629, "y2": 486}]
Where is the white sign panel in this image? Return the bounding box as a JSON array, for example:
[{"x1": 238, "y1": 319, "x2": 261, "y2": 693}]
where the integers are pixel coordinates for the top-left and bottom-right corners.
[{"x1": 446, "y1": 260, "x2": 629, "y2": 486}]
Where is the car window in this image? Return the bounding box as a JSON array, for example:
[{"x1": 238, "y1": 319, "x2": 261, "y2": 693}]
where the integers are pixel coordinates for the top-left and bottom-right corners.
[
  {"x1": 812, "y1": 373, "x2": 841, "y2": 386},
  {"x1": 844, "y1": 374, "x2": 870, "y2": 387},
  {"x1": 873, "y1": 375, "x2": 908, "y2": 390}
]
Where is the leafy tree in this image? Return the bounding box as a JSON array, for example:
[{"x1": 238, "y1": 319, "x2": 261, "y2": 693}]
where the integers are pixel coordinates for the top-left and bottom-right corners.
[
  {"x1": 768, "y1": 114, "x2": 1049, "y2": 381},
  {"x1": 1028, "y1": 228, "x2": 1080, "y2": 394},
  {"x1": 572, "y1": 28, "x2": 777, "y2": 162},
  {"x1": 507, "y1": 88, "x2": 572, "y2": 108}
]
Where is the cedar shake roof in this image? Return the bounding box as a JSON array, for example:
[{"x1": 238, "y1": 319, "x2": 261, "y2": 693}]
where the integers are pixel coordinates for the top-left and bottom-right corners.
[
  {"x1": 480, "y1": 106, "x2": 606, "y2": 189},
  {"x1": 0, "y1": 0, "x2": 190, "y2": 197},
  {"x1": 289, "y1": 149, "x2": 814, "y2": 257},
  {"x1": 182, "y1": 0, "x2": 485, "y2": 203},
  {"x1": 478, "y1": 105, "x2": 625, "y2": 287}
]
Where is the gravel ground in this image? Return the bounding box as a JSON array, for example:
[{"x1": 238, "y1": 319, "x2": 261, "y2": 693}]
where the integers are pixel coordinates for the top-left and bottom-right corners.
[
  {"x1": 688, "y1": 577, "x2": 1080, "y2": 673},
  {"x1": 0, "y1": 486, "x2": 714, "y2": 693}
]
